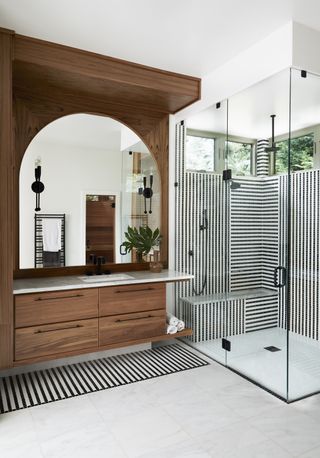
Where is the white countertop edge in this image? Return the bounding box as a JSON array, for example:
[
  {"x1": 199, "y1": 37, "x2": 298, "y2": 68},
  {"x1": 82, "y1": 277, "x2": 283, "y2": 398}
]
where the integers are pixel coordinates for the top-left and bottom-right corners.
[{"x1": 13, "y1": 270, "x2": 194, "y2": 295}]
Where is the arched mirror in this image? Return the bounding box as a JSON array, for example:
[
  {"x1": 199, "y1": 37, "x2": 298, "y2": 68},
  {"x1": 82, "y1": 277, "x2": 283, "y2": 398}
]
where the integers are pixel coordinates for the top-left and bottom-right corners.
[{"x1": 19, "y1": 114, "x2": 161, "y2": 269}]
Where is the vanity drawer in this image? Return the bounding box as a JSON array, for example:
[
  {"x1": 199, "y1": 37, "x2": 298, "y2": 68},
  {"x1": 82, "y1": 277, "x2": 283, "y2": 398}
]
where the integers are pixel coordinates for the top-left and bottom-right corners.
[
  {"x1": 15, "y1": 288, "x2": 99, "y2": 328},
  {"x1": 99, "y1": 309, "x2": 166, "y2": 346},
  {"x1": 15, "y1": 318, "x2": 98, "y2": 361},
  {"x1": 99, "y1": 282, "x2": 166, "y2": 317}
]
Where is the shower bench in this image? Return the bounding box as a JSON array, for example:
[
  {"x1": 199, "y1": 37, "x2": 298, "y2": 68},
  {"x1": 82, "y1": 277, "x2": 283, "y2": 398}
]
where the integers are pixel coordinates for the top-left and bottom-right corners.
[{"x1": 178, "y1": 287, "x2": 279, "y2": 343}]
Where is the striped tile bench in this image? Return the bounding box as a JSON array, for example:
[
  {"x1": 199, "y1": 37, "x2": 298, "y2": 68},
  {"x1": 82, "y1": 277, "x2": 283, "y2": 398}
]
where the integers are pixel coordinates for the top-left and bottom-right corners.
[{"x1": 177, "y1": 288, "x2": 279, "y2": 343}]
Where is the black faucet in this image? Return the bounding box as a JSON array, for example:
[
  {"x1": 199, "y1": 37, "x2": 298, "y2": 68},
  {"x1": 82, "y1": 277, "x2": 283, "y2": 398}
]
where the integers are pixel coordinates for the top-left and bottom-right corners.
[
  {"x1": 86, "y1": 254, "x2": 110, "y2": 276},
  {"x1": 96, "y1": 256, "x2": 105, "y2": 275}
]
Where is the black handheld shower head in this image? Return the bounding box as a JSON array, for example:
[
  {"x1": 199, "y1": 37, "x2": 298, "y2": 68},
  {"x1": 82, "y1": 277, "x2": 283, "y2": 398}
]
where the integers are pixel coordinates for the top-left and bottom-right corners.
[{"x1": 200, "y1": 209, "x2": 208, "y2": 231}]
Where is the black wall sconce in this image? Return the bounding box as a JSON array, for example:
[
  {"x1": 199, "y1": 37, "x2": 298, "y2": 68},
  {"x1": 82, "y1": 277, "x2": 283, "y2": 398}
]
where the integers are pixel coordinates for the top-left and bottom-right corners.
[
  {"x1": 138, "y1": 175, "x2": 153, "y2": 214},
  {"x1": 31, "y1": 165, "x2": 45, "y2": 212}
]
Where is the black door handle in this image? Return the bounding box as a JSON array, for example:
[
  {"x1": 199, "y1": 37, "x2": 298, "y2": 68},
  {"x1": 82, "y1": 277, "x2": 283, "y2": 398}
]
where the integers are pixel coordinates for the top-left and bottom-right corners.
[{"x1": 274, "y1": 266, "x2": 287, "y2": 288}]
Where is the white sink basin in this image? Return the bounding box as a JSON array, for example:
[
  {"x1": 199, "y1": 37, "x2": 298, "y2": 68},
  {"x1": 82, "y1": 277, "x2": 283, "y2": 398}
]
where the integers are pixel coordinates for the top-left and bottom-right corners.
[{"x1": 78, "y1": 274, "x2": 134, "y2": 283}]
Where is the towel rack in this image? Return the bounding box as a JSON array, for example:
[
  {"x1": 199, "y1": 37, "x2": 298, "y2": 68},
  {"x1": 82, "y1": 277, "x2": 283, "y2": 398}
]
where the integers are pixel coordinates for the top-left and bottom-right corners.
[{"x1": 34, "y1": 214, "x2": 66, "y2": 268}]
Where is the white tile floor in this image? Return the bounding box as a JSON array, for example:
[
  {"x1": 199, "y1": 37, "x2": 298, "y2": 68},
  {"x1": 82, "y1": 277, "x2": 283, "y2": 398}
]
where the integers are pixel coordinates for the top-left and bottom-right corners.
[
  {"x1": 192, "y1": 327, "x2": 320, "y2": 400},
  {"x1": 1, "y1": 347, "x2": 320, "y2": 457}
]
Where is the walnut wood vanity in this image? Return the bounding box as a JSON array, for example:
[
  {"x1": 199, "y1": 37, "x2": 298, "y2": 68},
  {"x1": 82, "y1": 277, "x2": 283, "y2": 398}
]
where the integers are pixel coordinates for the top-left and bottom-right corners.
[
  {"x1": 13, "y1": 271, "x2": 192, "y2": 366},
  {"x1": 0, "y1": 26, "x2": 200, "y2": 370}
]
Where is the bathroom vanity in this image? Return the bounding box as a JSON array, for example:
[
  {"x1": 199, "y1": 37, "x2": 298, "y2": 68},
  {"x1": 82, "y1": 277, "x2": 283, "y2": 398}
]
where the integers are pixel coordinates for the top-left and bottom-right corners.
[{"x1": 13, "y1": 271, "x2": 193, "y2": 365}]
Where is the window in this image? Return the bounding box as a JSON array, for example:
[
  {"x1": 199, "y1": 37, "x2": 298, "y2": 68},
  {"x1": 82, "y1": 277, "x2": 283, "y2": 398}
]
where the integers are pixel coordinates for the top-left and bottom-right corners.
[
  {"x1": 227, "y1": 141, "x2": 253, "y2": 176},
  {"x1": 186, "y1": 134, "x2": 215, "y2": 172},
  {"x1": 275, "y1": 133, "x2": 314, "y2": 174}
]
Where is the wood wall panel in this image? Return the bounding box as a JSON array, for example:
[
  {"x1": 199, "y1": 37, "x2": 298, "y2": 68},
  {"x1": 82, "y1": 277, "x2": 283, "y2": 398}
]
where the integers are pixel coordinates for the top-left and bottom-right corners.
[
  {"x1": 0, "y1": 29, "x2": 14, "y2": 369},
  {"x1": 14, "y1": 35, "x2": 200, "y2": 102},
  {"x1": 144, "y1": 116, "x2": 169, "y2": 262}
]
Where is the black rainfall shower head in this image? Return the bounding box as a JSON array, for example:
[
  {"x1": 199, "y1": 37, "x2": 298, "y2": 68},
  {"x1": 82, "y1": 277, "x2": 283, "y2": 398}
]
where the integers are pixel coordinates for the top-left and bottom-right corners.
[
  {"x1": 265, "y1": 144, "x2": 279, "y2": 153},
  {"x1": 265, "y1": 114, "x2": 279, "y2": 153}
]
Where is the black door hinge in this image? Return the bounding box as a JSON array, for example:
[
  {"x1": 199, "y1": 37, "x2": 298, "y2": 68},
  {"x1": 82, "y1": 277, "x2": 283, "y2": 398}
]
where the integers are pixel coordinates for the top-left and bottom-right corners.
[
  {"x1": 222, "y1": 338, "x2": 231, "y2": 352},
  {"x1": 301, "y1": 70, "x2": 307, "y2": 78},
  {"x1": 223, "y1": 169, "x2": 232, "y2": 181}
]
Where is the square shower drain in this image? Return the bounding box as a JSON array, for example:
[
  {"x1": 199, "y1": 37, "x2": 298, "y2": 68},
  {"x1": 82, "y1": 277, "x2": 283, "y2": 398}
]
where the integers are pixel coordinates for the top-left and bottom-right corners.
[{"x1": 264, "y1": 346, "x2": 281, "y2": 352}]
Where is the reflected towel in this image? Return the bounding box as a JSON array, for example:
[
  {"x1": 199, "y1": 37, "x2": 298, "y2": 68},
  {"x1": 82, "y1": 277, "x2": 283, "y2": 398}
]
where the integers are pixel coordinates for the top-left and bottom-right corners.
[
  {"x1": 43, "y1": 251, "x2": 61, "y2": 267},
  {"x1": 166, "y1": 324, "x2": 178, "y2": 335},
  {"x1": 166, "y1": 313, "x2": 179, "y2": 327},
  {"x1": 42, "y1": 219, "x2": 62, "y2": 252}
]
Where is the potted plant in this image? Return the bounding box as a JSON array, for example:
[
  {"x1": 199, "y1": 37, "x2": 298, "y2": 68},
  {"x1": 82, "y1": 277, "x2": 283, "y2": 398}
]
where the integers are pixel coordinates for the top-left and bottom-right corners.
[{"x1": 122, "y1": 226, "x2": 162, "y2": 271}]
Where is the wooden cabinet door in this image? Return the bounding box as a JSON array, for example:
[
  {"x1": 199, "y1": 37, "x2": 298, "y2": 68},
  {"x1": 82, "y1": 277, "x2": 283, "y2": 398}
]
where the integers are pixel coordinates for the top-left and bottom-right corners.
[
  {"x1": 15, "y1": 318, "x2": 98, "y2": 361},
  {"x1": 15, "y1": 288, "x2": 98, "y2": 328},
  {"x1": 99, "y1": 310, "x2": 166, "y2": 346},
  {"x1": 99, "y1": 283, "x2": 166, "y2": 317}
]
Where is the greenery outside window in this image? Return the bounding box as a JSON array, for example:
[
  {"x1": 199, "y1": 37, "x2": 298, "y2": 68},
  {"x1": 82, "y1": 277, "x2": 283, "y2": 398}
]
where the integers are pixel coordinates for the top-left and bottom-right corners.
[
  {"x1": 227, "y1": 141, "x2": 253, "y2": 176},
  {"x1": 186, "y1": 134, "x2": 215, "y2": 172},
  {"x1": 275, "y1": 133, "x2": 314, "y2": 174}
]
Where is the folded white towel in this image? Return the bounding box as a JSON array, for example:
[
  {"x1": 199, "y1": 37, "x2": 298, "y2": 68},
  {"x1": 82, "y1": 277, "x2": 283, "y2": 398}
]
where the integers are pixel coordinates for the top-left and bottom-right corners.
[
  {"x1": 167, "y1": 312, "x2": 185, "y2": 332},
  {"x1": 42, "y1": 218, "x2": 62, "y2": 252},
  {"x1": 176, "y1": 320, "x2": 185, "y2": 332},
  {"x1": 166, "y1": 324, "x2": 178, "y2": 335},
  {"x1": 166, "y1": 312, "x2": 179, "y2": 327}
]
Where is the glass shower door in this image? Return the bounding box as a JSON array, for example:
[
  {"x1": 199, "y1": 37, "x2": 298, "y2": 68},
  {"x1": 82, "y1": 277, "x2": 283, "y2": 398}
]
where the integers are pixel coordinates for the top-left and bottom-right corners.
[
  {"x1": 223, "y1": 69, "x2": 291, "y2": 400},
  {"x1": 177, "y1": 99, "x2": 229, "y2": 366},
  {"x1": 287, "y1": 68, "x2": 320, "y2": 401}
]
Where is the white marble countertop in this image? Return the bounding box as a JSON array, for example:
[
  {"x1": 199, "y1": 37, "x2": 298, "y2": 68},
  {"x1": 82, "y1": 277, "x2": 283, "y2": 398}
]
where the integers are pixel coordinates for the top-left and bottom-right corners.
[{"x1": 13, "y1": 270, "x2": 194, "y2": 295}]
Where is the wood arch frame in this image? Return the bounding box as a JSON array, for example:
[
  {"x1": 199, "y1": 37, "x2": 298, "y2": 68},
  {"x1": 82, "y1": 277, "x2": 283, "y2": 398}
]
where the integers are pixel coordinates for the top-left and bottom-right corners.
[{"x1": 0, "y1": 28, "x2": 200, "y2": 368}]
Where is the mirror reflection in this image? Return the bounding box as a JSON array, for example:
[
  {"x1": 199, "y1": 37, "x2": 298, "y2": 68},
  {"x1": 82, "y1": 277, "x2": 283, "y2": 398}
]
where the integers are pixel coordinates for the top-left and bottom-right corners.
[{"x1": 19, "y1": 114, "x2": 161, "y2": 268}]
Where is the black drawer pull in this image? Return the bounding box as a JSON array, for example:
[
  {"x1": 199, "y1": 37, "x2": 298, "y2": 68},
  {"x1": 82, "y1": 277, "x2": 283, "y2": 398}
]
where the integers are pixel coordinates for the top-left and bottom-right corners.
[
  {"x1": 114, "y1": 288, "x2": 155, "y2": 294},
  {"x1": 34, "y1": 324, "x2": 83, "y2": 334},
  {"x1": 35, "y1": 294, "x2": 84, "y2": 302},
  {"x1": 115, "y1": 315, "x2": 154, "y2": 323}
]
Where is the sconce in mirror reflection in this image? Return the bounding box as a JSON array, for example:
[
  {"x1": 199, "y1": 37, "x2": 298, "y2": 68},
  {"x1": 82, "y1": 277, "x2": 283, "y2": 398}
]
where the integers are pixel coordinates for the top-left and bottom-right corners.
[
  {"x1": 31, "y1": 165, "x2": 45, "y2": 212},
  {"x1": 138, "y1": 174, "x2": 153, "y2": 214}
]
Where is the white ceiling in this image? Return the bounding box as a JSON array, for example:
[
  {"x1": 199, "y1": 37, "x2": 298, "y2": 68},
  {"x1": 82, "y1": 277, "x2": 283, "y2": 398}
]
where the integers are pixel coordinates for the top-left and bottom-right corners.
[
  {"x1": 188, "y1": 68, "x2": 320, "y2": 138},
  {"x1": 1, "y1": 0, "x2": 320, "y2": 76}
]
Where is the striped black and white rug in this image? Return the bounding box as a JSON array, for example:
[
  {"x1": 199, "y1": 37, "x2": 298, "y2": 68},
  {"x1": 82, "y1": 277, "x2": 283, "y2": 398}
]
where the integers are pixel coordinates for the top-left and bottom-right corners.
[{"x1": 0, "y1": 344, "x2": 208, "y2": 414}]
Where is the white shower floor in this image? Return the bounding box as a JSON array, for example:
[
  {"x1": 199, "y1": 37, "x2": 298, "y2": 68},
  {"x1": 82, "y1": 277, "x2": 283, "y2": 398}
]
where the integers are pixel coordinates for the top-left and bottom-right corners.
[{"x1": 188, "y1": 327, "x2": 320, "y2": 401}]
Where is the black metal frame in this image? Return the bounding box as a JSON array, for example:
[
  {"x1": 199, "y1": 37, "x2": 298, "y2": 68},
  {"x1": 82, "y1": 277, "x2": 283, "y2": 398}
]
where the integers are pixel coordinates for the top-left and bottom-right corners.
[{"x1": 34, "y1": 213, "x2": 66, "y2": 268}]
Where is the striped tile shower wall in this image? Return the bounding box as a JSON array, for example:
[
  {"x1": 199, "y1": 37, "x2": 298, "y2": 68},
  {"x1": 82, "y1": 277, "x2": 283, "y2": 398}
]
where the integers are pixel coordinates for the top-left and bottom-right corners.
[
  {"x1": 279, "y1": 170, "x2": 320, "y2": 340},
  {"x1": 256, "y1": 139, "x2": 270, "y2": 176},
  {"x1": 175, "y1": 170, "x2": 229, "y2": 302},
  {"x1": 261, "y1": 177, "x2": 279, "y2": 288},
  {"x1": 245, "y1": 295, "x2": 279, "y2": 332},
  {"x1": 278, "y1": 174, "x2": 288, "y2": 330},
  {"x1": 229, "y1": 177, "x2": 279, "y2": 291}
]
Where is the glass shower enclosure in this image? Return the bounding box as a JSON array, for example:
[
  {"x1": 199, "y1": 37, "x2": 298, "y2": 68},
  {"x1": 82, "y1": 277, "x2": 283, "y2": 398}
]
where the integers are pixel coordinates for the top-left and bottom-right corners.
[{"x1": 176, "y1": 67, "x2": 320, "y2": 402}]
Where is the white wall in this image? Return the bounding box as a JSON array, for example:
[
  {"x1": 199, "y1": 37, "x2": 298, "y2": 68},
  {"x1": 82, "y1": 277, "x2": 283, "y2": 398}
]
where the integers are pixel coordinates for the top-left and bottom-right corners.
[
  {"x1": 293, "y1": 22, "x2": 320, "y2": 75},
  {"x1": 20, "y1": 141, "x2": 123, "y2": 268}
]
